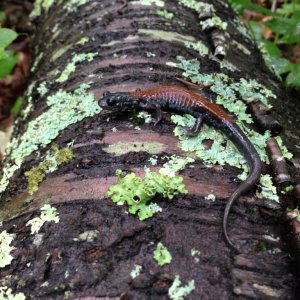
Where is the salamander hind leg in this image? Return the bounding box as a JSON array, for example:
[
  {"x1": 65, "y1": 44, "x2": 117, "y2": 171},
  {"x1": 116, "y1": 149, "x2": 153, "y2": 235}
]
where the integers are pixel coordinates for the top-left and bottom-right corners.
[
  {"x1": 153, "y1": 105, "x2": 162, "y2": 126},
  {"x1": 184, "y1": 114, "x2": 205, "y2": 137}
]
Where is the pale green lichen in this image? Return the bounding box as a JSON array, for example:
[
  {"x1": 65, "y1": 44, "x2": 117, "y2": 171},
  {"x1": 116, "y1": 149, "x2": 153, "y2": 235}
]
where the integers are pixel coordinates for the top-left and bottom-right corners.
[
  {"x1": 184, "y1": 41, "x2": 209, "y2": 57},
  {"x1": 76, "y1": 37, "x2": 89, "y2": 45},
  {"x1": 26, "y1": 204, "x2": 59, "y2": 234},
  {"x1": 75, "y1": 230, "x2": 99, "y2": 242},
  {"x1": 0, "y1": 287, "x2": 25, "y2": 300},
  {"x1": 31, "y1": 52, "x2": 43, "y2": 72},
  {"x1": 0, "y1": 83, "x2": 100, "y2": 196},
  {"x1": 130, "y1": 264, "x2": 142, "y2": 279},
  {"x1": 136, "y1": 111, "x2": 152, "y2": 123},
  {"x1": 64, "y1": 0, "x2": 92, "y2": 12},
  {"x1": 0, "y1": 231, "x2": 16, "y2": 268},
  {"x1": 179, "y1": 0, "x2": 215, "y2": 15},
  {"x1": 107, "y1": 169, "x2": 188, "y2": 221},
  {"x1": 102, "y1": 141, "x2": 167, "y2": 156},
  {"x1": 30, "y1": 0, "x2": 57, "y2": 18},
  {"x1": 204, "y1": 194, "x2": 216, "y2": 202},
  {"x1": 56, "y1": 52, "x2": 97, "y2": 83},
  {"x1": 168, "y1": 275, "x2": 195, "y2": 300},
  {"x1": 200, "y1": 16, "x2": 228, "y2": 31},
  {"x1": 191, "y1": 248, "x2": 200, "y2": 263},
  {"x1": 159, "y1": 155, "x2": 194, "y2": 177},
  {"x1": 138, "y1": 0, "x2": 164, "y2": 7},
  {"x1": 154, "y1": 242, "x2": 172, "y2": 266},
  {"x1": 25, "y1": 145, "x2": 74, "y2": 195},
  {"x1": 257, "y1": 175, "x2": 279, "y2": 202},
  {"x1": 37, "y1": 82, "x2": 48, "y2": 96},
  {"x1": 156, "y1": 9, "x2": 174, "y2": 20}
]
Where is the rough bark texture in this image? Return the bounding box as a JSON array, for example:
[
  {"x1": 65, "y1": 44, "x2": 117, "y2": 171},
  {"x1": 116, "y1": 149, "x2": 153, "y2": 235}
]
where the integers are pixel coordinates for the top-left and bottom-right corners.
[{"x1": 0, "y1": 0, "x2": 300, "y2": 299}]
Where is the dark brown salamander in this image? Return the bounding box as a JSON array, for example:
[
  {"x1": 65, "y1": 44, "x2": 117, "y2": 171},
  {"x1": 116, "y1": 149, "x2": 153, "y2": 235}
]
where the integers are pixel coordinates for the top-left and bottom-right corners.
[{"x1": 99, "y1": 85, "x2": 262, "y2": 251}]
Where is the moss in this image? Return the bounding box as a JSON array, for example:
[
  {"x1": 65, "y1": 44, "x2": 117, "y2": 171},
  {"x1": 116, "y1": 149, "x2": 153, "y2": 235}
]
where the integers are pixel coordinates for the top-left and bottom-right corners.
[
  {"x1": 0, "y1": 231, "x2": 16, "y2": 268},
  {"x1": 56, "y1": 52, "x2": 97, "y2": 83},
  {"x1": 0, "y1": 83, "x2": 100, "y2": 195},
  {"x1": 25, "y1": 145, "x2": 74, "y2": 195}
]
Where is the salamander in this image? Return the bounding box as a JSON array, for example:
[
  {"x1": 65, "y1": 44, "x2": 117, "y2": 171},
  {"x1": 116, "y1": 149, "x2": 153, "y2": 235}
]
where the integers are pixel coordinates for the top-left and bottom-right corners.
[{"x1": 99, "y1": 85, "x2": 262, "y2": 251}]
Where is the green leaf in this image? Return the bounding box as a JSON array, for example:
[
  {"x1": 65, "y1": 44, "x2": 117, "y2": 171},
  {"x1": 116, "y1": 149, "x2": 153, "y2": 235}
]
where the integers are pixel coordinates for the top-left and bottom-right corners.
[
  {"x1": 0, "y1": 50, "x2": 19, "y2": 78},
  {"x1": 248, "y1": 21, "x2": 263, "y2": 41},
  {"x1": 154, "y1": 242, "x2": 172, "y2": 266},
  {"x1": 286, "y1": 60, "x2": 300, "y2": 88},
  {"x1": 277, "y1": 3, "x2": 300, "y2": 15},
  {"x1": 270, "y1": 57, "x2": 292, "y2": 75},
  {"x1": 262, "y1": 40, "x2": 281, "y2": 57},
  {"x1": 0, "y1": 11, "x2": 6, "y2": 22},
  {"x1": 0, "y1": 28, "x2": 18, "y2": 50},
  {"x1": 11, "y1": 96, "x2": 24, "y2": 116}
]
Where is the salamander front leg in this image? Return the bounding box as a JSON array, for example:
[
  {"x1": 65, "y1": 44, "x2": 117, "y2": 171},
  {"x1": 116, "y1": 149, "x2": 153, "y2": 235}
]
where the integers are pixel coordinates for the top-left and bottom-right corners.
[{"x1": 184, "y1": 114, "x2": 205, "y2": 137}]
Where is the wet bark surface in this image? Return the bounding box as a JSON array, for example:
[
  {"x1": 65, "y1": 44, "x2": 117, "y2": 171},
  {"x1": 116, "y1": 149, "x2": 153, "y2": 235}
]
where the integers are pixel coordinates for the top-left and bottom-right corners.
[{"x1": 0, "y1": 0, "x2": 300, "y2": 299}]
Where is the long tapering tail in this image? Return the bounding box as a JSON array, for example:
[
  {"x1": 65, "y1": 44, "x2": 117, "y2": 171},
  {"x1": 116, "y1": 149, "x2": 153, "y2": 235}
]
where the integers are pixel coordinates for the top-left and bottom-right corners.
[{"x1": 221, "y1": 121, "x2": 262, "y2": 252}]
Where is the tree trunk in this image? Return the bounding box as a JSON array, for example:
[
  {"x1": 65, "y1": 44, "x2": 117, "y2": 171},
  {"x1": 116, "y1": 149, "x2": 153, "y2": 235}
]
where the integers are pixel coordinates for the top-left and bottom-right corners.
[{"x1": 0, "y1": 0, "x2": 299, "y2": 299}]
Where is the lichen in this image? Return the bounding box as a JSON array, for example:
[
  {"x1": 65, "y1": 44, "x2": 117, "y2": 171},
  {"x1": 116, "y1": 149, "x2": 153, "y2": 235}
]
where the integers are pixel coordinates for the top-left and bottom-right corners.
[
  {"x1": 50, "y1": 44, "x2": 73, "y2": 62},
  {"x1": 75, "y1": 230, "x2": 99, "y2": 242},
  {"x1": 76, "y1": 37, "x2": 89, "y2": 45},
  {"x1": 156, "y1": 9, "x2": 174, "y2": 20},
  {"x1": 130, "y1": 264, "x2": 142, "y2": 279},
  {"x1": 26, "y1": 204, "x2": 59, "y2": 234},
  {"x1": 0, "y1": 83, "x2": 100, "y2": 196},
  {"x1": 25, "y1": 145, "x2": 74, "y2": 195},
  {"x1": 200, "y1": 16, "x2": 228, "y2": 31},
  {"x1": 56, "y1": 52, "x2": 97, "y2": 83},
  {"x1": 30, "y1": 52, "x2": 43, "y2": 72},
  {"x1": 159, "y1": 155, "x2": 194, "y2": 177},
  {"x1": 257, "y1": 174, "x2": 279, "y2": 202},
  {"x1": 153, "y1": 242, "x2": 172, "y2": 266},
  {"x1": 0, "y1": 287, "x2": 25, "y2": 300},
  {"x1": 184, "y1": 41, "x2": 209, "y2": 57},
  {"x1": 30, "y1": 0, "x2": 57, "y2": 18},
  {"x1": 138, "y1": 29, "x2": 195, "y2": 43},
  {"x1": 0, "y1": 231, "x2": 16, "y2": 268},
  {"x1": 64, "y1": 0, "x2": 92, "y2": 12},
  {"x1": 138, "y1": 0, "x2": 165, "y2": 7},
  {"x1": 107, "y1": 169, "x2": 188, "y2": 221},
  {"x1": 168, "y1": 275, "x2": 195, "y2": 300},
  {"x1": 37, "y1": 82, "x2": 48, "y2": 96}
]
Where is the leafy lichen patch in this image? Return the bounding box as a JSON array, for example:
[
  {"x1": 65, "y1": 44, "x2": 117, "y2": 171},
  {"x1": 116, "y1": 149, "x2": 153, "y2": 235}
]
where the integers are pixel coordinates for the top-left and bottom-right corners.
[
  {"x1": 75, "y1": 230, "x2": 99, "y2": 242},
  {"x1": 56, "y1": 52, "x2": 97, "y2": 83},
  {"x1": 257, "y1": 174, "x2": 279, "y2": 202},
  {"x1": 156, "y1": 9, "x2": 174, "y2": 20},
  {"x1": 130, "y1": 264, "x2": 142, "y2": 279},
  {"x1": 76, "y1": 37, "x2": 89, "y2": 45},
  {"x1": 0, "y1": 231, "x2": 16, "y2": 268},
  {"x1": 184, "y1": 41, "x2": 209, "y2": 57},
  {"x1": 153, "y1": 242, "x2": 172, "y2": 266},
  {"x1": 107, "y1": 169, "x2": 188, "y2": 221},
  {"x1": 0, "y1": 83, "x2": 100, "y2": 196},
  {"x1": 64, "y1": 0, "x2": 92, "y2": 12},
  {"x1": 138, "y1": 0, "x2": 165, "y2": 7},
  {"x1": 168, "y1": 275, "x2": 195, "y2": 300},
  {"x1": 30, "y1": 0, "x2": 57, "y2": 18},
  {"x1": 102, "y1": 141, "x2": 167, "y2": 156},
  {"x1": 26, "y1": 204, "x2": 59, "y2": 234},
  {"x1": 25, "y1": 145, "x2": 74, "y2": 195},
  {"x1": 0, "y1": 287, "x2": 25, "y2": 300},
  {"x1": 159, "y1": 155, "x2": 194, "y2": 177}
]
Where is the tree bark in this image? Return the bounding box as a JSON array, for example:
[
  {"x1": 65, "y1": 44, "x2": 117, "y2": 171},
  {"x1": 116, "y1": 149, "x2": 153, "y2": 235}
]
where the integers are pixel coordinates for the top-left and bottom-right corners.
[{"x1": 0, "y1": 0, "x2": 299, "y2": 299}]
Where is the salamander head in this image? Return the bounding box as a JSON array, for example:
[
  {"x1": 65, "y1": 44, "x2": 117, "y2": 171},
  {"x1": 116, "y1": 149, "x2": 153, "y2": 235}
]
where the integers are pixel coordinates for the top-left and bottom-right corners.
[{"x1": 99, "y1": 91, "x2": 147, "y2": 110}]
